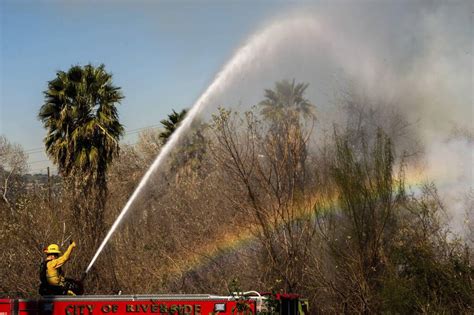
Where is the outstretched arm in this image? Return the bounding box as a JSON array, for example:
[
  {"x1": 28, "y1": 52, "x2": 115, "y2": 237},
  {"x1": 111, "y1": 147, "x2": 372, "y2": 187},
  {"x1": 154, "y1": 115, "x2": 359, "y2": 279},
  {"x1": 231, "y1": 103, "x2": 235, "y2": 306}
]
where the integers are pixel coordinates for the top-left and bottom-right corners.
[{"x1": 51, "y1": 241, "x2": 76, "y2": 268}]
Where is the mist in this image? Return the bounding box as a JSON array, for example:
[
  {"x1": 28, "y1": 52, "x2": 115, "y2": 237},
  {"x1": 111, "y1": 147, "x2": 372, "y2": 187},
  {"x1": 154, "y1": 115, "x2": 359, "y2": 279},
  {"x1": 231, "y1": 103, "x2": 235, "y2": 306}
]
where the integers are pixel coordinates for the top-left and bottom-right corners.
[{"x1": 182, "y1": 1, "x2": 472, "y2": 234}]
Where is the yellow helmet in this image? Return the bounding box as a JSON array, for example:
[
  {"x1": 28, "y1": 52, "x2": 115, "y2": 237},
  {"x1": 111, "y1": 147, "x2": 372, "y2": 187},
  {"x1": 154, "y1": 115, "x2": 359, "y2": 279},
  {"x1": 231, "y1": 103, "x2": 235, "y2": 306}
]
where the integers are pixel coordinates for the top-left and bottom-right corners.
[{"x1": 44, "y1": 244, "x2": 61, "y2": 255}]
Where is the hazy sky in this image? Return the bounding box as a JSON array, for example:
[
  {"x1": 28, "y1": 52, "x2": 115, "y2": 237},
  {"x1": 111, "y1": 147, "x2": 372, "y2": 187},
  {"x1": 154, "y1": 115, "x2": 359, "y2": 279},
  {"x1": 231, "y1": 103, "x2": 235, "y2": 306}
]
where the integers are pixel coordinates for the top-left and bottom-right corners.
[{"x1": 0, "y1": 0, "x2": 291, "y2": 173}]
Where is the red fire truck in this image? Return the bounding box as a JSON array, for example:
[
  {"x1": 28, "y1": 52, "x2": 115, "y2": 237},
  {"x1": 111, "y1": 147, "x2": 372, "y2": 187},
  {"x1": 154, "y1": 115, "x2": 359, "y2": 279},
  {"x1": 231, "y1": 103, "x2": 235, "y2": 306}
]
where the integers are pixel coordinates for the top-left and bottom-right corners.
[{"x1": 0, "y1": 292, "x2": 308, "y2": 315}]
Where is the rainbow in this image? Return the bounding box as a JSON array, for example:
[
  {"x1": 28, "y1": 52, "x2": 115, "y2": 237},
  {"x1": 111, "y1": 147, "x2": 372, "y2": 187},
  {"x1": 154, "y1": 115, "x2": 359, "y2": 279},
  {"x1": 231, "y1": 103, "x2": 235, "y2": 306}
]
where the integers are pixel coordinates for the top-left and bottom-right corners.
[{"x1": 163, "y1": 166, "x2": 429, "y2": 278}]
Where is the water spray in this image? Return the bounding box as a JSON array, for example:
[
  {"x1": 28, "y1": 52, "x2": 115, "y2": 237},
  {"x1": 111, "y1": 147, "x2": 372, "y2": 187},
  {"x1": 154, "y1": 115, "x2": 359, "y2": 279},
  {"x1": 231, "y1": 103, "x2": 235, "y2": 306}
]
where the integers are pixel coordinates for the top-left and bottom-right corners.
[
  {"x1": 81, "y1": 14, "x2": 368, "y2": 277},
  {"x1": 83, "y1": 20, "x2": 285, "y2": 274},
  {"x1": 84, "y1": 8, "x2": 472, "y2": 275},
  {"x1": 84, "y1": 104, "x2": 200, "y2": 274}
]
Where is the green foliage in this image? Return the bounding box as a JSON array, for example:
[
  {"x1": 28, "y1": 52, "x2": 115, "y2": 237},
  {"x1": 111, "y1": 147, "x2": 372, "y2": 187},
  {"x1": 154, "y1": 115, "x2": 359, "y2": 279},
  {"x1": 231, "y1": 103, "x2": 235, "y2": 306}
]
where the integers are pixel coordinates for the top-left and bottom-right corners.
[
  {"x1": 159, "y1": 108, "x2": 207, "y2": 175},
  {"x1": 331, "y1": 129, "x2": 403, "y2": 262},
  {"x1": 259, "y1": 79, "x2": 315, "y2": 122},
  {"x1": 381, "y1": 186, "x2": 474, "y2": 313},
  {"x1": 159, "y1": 109, "x2": 187, "y2": 144},
  {"x1": 38, "y1": 64, "x2": 124, "y2": 183},
  {"x1": 258, "y1": 80, "x2": 316, "y2": 200},
  {"x1": 383, "y1": 240, "x2": 473, "y2": 313},
  {"x1": 318, "y1": 127, "x2": 473, "y2": 313}
]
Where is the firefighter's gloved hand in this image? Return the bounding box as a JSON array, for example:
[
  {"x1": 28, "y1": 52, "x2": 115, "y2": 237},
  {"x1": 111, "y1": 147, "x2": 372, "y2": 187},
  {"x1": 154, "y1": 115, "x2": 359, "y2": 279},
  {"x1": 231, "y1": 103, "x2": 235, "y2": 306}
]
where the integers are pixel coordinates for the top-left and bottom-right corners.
[{"x1": 70, "y1": 241, "x2": 77, "y2": 248}]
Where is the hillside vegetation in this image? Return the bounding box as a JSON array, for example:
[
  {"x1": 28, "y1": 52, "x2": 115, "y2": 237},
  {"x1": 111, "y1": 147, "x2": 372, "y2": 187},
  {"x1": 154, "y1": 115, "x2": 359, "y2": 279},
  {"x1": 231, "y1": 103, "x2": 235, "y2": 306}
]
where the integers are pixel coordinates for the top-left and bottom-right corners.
[{"x1": 1, "y1": 79, "x2": 472, "y2": 314}]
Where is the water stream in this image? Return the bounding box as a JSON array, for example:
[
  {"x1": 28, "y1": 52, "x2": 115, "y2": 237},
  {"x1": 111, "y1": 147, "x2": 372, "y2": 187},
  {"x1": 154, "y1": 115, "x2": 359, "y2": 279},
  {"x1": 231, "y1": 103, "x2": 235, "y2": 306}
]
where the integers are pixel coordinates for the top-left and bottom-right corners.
[
  {"x1": 85, "y1": 8, "x2": 472, "y2": 272},
  {"x1": 84, "y1": 17, "x2": 301, "y2": 274}
]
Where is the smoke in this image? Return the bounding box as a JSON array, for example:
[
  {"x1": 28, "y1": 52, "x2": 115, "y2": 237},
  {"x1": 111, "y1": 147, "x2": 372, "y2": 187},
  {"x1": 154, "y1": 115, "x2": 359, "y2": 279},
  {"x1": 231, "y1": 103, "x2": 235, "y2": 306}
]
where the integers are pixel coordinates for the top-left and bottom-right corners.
[
  {"x1": 188, "y1": 2, "x2": 472, "y2": 233},
  {"x1": 379, "y1": 2, "x2": 472, "y2": 233}
]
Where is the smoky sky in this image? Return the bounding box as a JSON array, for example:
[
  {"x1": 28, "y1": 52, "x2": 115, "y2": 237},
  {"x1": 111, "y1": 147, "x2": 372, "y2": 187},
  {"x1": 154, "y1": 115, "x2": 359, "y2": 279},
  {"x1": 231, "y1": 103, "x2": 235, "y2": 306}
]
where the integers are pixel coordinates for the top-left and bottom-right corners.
[
  {"x1": 193, "y1": 1, "x2": 472, "y2": 125},
  {"x1": 184, "y1": 1, "x2": 472, "y2": 233}
]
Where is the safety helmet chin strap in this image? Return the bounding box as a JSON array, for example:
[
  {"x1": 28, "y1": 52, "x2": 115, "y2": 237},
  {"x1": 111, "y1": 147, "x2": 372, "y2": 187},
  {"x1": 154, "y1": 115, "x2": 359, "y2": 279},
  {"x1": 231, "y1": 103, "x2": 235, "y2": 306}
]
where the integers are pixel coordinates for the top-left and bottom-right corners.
[{"x1": 46, "y1": 254, "x2": 58, "y2": 261}]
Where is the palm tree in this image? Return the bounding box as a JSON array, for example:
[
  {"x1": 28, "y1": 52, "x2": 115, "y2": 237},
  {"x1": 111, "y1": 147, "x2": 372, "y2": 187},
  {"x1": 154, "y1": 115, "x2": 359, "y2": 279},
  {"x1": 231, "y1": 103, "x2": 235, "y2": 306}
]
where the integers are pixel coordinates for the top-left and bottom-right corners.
[
  {"x1": 159, "y1": 108, "x2": 207, "y2": 174},
  {"x1": 259, "y1": 79, "x2": 315, "y2": 122},
  {"x1": 38, "y1": 64, "x2": 124, "y2": 215},
  {"x1": 159, "y1": 109, "x2": 187, "y2": 144},
  {"x1": 39, "y1": 64, "x2": 123, "y2": 178},
  {"x1": 259, "y1": 80, "x2": 316, "y2": 195}
]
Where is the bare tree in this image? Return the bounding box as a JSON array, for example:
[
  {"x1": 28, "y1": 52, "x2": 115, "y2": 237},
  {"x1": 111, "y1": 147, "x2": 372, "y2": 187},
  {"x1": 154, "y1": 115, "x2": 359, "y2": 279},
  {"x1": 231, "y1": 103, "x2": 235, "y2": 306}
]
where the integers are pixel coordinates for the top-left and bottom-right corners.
[
  {"x1": 210, "y1": 107, "x2": 317, "y2": 293},
  {"x1": 0, "y1": 136, "x2": 28, "y2": 207}
]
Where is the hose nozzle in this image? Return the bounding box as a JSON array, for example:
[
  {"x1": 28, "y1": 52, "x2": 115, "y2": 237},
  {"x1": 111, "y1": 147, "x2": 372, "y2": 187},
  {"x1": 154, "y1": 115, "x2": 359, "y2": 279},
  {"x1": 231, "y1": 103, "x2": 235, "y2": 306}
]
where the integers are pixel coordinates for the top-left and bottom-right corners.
[{"x1": 80, "y1": 272, "x2": 87, "y2": 282}]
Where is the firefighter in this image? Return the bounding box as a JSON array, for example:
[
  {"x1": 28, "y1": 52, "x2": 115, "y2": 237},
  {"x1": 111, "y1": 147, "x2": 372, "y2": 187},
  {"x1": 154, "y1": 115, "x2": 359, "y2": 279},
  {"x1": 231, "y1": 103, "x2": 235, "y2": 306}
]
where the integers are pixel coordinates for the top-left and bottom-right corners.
[{"x1": 39, "y1": 241, "x2": 83, "y2": 296}]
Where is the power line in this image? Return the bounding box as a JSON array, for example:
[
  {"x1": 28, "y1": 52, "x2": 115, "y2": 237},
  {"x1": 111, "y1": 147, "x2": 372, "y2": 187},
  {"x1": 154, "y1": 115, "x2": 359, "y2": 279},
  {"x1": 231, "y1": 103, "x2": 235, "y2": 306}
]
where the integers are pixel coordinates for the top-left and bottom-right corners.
[
  {"x1": 26, "y1": 150, "x2": 46, "y2": 156},
  {"x1": 124, "y1": 124, "x2": 161, "y2": 134},
  {"x1": 28, "y1": 159, "x2": 50, "y2": 165},
  {"x1": 24, "y1": 124, "x2": 163, "y2": 172},
  {"x1": 23, "y1": 123, "x2": 162, "y2": 153},
  {"x1": 25, "y1": 147, "x2": 44, "y2": 153},
  {"x1": 26, "y1": 132, "x2": 157, "y2": 173},
  {"x1": 26, "y1": 137, "x2": 148, "y2": 167},
  {"x1": 29, "y1": 167, "x2": 57, "y2": 174}
]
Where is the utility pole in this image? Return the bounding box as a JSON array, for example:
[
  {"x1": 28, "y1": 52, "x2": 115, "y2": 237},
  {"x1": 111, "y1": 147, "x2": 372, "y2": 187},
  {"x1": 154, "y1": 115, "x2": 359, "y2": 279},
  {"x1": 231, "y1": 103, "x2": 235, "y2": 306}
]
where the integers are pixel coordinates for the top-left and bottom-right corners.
[{"x1": 47, "y1": 166, "x2": 51, "y2": 206}]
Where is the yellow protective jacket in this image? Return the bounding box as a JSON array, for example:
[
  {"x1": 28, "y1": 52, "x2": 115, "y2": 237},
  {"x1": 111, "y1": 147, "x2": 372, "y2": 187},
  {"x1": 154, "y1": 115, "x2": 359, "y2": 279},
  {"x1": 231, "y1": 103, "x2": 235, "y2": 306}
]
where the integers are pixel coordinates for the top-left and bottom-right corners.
[{"x1": 45, "y1": 244, "x2": 74, "y2": 286}]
